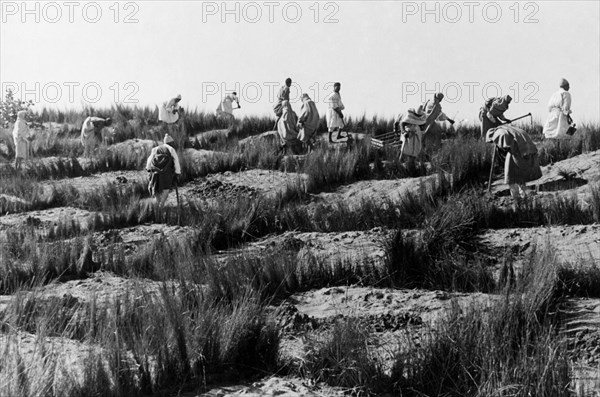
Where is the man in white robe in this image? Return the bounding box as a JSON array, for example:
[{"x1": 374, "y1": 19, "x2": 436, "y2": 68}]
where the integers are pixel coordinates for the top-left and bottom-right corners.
[
  {"x1": 326, "y1": 82, "x2": 346, "y2": 142},
  {"x1": 422, "y1": 93, "x2": 455, "y2": 152},
  {"x1": 399, "y1": 108, "x2": 427, "y2": 160},
  {"x1": 159, "y1": 95, "x2": 182, "y2": 124},
  {"x1": 543, "y1": 78, "x2": 573, "y2": 139},
  {"x1": 277, "y1": 100, "x2": 299, "y2": 153},
  {"x1": 80, "y1": 116, "x2": 112, "y2": 157},
  {"x1": 146, "y1": 133, "x2": 182, "y2": 206},
  {"x1": 216, "y1": 92, "x2": 241, "y2": 126},
  {"x1": 297, "y1": 93, "x2": 320, "y2": 151},
  {"x1": 273, "y1": 78, "x2": 291, "y2": 118},
  {"x1": 12, "y1": 110, "x2": 31, "y2": 169},
  {"x1": 479, "y1": 95, "x2": 512, "y2": 139}
]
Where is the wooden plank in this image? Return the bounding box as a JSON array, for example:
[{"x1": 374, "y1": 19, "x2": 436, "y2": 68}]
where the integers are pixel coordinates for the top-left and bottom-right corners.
[
  {"x1": 373, "y1": 132, "x2": 398, "y2": 140},
  {"x1": 370, "y1": 139, "x2": 384, "y2": 148},
  {"x1": 370, "y1": 131, "x2": 405, "y2": 150}
]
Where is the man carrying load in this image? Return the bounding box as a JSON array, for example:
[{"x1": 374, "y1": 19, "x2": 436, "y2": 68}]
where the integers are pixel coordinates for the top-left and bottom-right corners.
[
  {"x1": 297, "y1": 93, "x2": 320, "y2": 152},
  {"x1": 277, "y1": 100, "x2": 300, "y2": 154}
]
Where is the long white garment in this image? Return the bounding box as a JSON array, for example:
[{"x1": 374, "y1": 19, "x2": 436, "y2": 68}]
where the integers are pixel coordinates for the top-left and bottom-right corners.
[
  {"x1": 326, "y1": 92, "x2": 345, "y2": 129},
  {"x1": 12, "y1": 114, "x2": 29, "y2": 143},
  {"x1": 400, "y1": 125, "x2": 424, "y2": 158},
  {"x1": 12, "y1": 112, "x2": 30, "y2": 159},
  {"x1": 217, "y1": 94, "x2": 238, "y2": 116},
  {"x1": 297, "y1": 98, "x2": 320, "y2": 142},
  {"x1": 159, "y1": 99, "x2": 180, "y2": 124},
  {"x1": 80, "y1": 116, "x2": 105, "y2": 145},
  {"x1": 277, "y1": 101, "x2": 298, "y2": 144},
  {"x1": 543, "y1": 88, "x2": 572, "y2": 139}
]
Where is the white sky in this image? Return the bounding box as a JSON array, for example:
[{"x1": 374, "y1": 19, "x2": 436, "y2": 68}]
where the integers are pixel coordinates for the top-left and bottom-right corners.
[{"x1": 1, "y1": 0, "x2": 599, "y2": 122}]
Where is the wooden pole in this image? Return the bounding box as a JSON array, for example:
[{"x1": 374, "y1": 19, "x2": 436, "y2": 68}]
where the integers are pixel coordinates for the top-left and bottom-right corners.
[{"x1": 487, "y1": 145, "x2": 497, "y2": 194}]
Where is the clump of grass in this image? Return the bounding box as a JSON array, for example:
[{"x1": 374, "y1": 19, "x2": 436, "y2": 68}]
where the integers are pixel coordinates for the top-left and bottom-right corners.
[
  {"x1": 557, "y1": 256, "x2": 600, "y2": 298},
  {"x1": 591, "y1": 182, "x2": 600, "y2": 223},
  {"x1": 387, "y1": 191, "x2": 495, "y2": 292},
  {"x1": 296, "y1": 247, "x2": 572, "y2": 396},
  {"x1": 391, "y1": 246, "x2": 570, "y2": 396},
  {"x1": 300, "y1": 318, "x2": 388, "y2": 394},
  {"x1": 0, "y1": 228, "x2": 96, "y2": 294},
  {"x1": 299, "y1": 142, "x2": 371, "y2": 190},
  {"x1": 431, "y1": 136, "x2": 492, "y2": 188},
  {"x1": 1, "y1": 280, "x2": 281, "y2": 396},
  {"x1": 476, "y1": 190, "x2": 596, "y2": 228},
  {"x1": 537, "y1": 125, "x2": 600, "y2": 165},
  {"x1": 0, "y1": 174, "x2": 149, "y2": 215}
]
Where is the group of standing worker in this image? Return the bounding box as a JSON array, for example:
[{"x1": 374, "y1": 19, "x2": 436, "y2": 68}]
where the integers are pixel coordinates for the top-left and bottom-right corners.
[{"x1": 273, "y1": 78, "x2": 348, "y2": 153}]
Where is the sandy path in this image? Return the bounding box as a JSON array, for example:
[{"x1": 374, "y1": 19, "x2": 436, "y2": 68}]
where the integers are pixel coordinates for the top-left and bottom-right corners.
[
  {"x1": 0, "y1": 207, "x2": 97, "y2": 234},
  {"x1": 310, "y1": 174, "x2": 447, "y2": 211},
  {"x1": 491, "y1": 149, "x2": 600, "y2": 197},
  {"x1": 478, "y1": 224, "x2": 600, "y2": 265}
]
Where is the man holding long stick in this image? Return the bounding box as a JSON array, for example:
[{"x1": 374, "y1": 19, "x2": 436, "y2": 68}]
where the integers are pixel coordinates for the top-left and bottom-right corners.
[
  {"x1": 479, "y1": 95, "x2": 512, "y2": 139},
  {"x1": 422, "y1": 93, "x2": 455, "y2": 152},
  {"x1": 486, "y1": 123, "x2": 541, "y2": 199},
  {"x1": 217, "y1": 91, "x2": 241, "y2": 129},
  {"x1": 146, "y1": 134, "x2": 182, "y2": 207}
]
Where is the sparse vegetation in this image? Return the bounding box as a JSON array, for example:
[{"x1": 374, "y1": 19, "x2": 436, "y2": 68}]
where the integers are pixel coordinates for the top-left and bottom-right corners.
[{"x1": 1, "y1": 104, "x2": 599, "y2": 395}]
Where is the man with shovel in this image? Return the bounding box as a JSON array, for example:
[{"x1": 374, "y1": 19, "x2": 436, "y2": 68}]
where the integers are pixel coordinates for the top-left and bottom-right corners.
[
  {"x1": 146, "y1": 133, "x2": 181, "y2": 207},
  {"x1": 479, "y1": 95, "x2": 513, "y2": 139},
  {"x1": 217, "y1": 91, "x2": 241, "y2": 127},
  {"x1": 486, "y1": 123, "x2": 541, "y2": 200},
  {"x1": 422, "y1": 92, "x2": 455, "y2": 152}
]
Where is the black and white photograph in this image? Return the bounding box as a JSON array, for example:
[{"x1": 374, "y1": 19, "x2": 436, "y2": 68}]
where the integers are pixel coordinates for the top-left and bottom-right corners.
[{"x1": 1, "y1": 0, "x2": 599, "y2": 395}]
